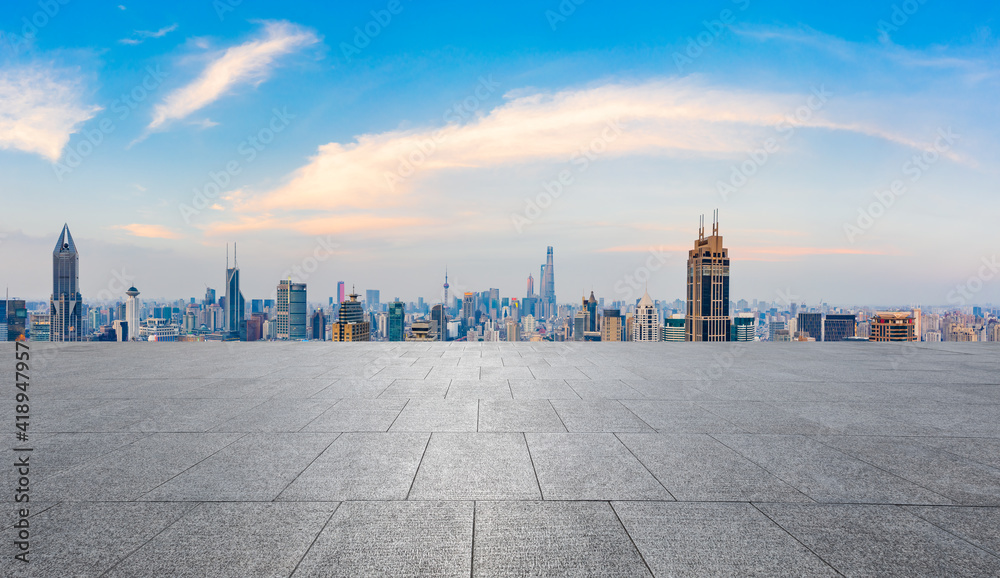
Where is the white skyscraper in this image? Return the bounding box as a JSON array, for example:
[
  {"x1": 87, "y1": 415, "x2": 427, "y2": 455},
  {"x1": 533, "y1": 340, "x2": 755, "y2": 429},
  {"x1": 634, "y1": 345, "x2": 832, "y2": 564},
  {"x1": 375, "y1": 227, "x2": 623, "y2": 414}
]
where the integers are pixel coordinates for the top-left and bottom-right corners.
[
  {"x1": 125, "y1": 286, "x2": 141, "y2": 341},
  {"x1": 632, "y1": 289, "x2": 660, "y2": 342}
]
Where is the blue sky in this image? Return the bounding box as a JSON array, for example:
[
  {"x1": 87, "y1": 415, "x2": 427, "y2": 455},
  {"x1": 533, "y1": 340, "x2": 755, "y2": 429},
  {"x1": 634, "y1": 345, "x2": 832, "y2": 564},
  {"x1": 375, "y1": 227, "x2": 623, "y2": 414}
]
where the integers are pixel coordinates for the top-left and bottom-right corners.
[{"x1": 1, "y1": 0, "x2": 998, "y2": 307}]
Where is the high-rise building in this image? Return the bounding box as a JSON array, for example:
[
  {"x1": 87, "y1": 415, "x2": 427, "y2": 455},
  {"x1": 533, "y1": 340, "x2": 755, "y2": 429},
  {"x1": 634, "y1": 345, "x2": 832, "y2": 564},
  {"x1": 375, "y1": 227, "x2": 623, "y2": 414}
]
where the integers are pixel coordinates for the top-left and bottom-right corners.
[
  {"x1": 125, "y1": 286, "x2": 141, "y2": 341},
  {"x1": 50, "y1": 224, "x2": 83, "y2": 342},
  {"x1": 601, "y1": 309, "x2": 622, "y2": 342},
  {"x1": 662, "y1": 314, "x2": 686, "y2": 342},
  {"x1": 112, "y1": 319, "x2": 129, "y2": 342},
  {"x1": 797, "y1": 312, "x2": 823, "y2": 341},
  {"x1": 246, "y1": 313, "x2": 265, "y2": 341},
  {"x1": 584, "y1": 291, "x2": 599, "y2": 333},
  {"x1": 488, "y1": 288, "x2": 500, "y2": 320},
  {"x1": 430, "y1": 304, "x2": 447, "y2": 341},
  {"x1": 251, "y1": 299, "x2": 264, "y2": 314},
  {"x1": 730, "y1": 313, "x2": 755, "y2": 342},
  {"x1": 526, "y1": 274, "x2": 534, "y2": 297},
  {"x1": 388, "y1": 301, "x2": 405, "y2": 342},
  {"x1": 573, "y1": 310, "x2": 585, "y2": 341},
  {"x1": 332, "y1": 291, "x2": 370, "y2": 341},
  {"x1": 870, "y1": 312, "x2": 916, "y2": 342},
  {"x1": 686, "y1": 212, "x2": 730, "y2": 341},
  {"x1": 462, "y1": 292, "x2": 476, "y2": 327},
  {"x1": 224, "y1": 245, "x2": 245, "y2": 339},
  {"x1": 824, "y1": 314, "x2": 857, "y2": 342},
  {"x1": 310, "y1": 310, "x2": 326, "y2": 341},
  {"x1": 633, "y1": 290, "x2": 660, "y2": 342},
  {"x1": 522, "y1": 314, "x2": 537, "y2": 336},
  {"x1": 276, "y1": 280, "x2": 307, "y2": 340},
  {"x1": 31, "y1": 314, "x2": 51, "y2": 341},
  {"x1": 337, "y1": 282, "x2": 346, "y2": 305},
  {"x1": 540, "y1": 246, "x2": 556, "y2": 319},
  {"x1": 505, "y1": 318, "x2": 520, "y2": 342},
  {"x1": 406, "y1": 319, "x2": 433, "y2": 341},
  {"x1": 365, "y1": 289, "x2": 380, "y2": 311},
  {"x1": 204, "y1": 287, "x2": 216, "y2": 307},
  {"x1": 769, "y1": 320, "x2": 786, "y2": 341},
  {"x1": 6, "y1": 299, "x2": 27, "y2": 341}
]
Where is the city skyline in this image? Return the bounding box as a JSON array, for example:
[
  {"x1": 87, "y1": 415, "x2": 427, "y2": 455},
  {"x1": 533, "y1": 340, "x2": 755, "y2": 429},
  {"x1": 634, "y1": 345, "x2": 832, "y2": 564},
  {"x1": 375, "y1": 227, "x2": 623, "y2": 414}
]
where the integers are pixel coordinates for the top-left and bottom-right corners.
[
  {"x1": 1, "y1": 2, "x2": 998, "y2": 305},
  {"x1": 13, "y1": 219, "x2": 998, "y2": 346},
  {"x1": 4, "y1": 217, "x2": 998, "y2": 310}
]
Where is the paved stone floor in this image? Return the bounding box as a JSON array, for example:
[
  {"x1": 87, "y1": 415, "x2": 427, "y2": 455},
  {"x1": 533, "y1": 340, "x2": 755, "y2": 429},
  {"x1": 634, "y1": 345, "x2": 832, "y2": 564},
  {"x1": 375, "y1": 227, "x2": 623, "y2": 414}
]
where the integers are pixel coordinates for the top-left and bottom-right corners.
[{"x1": 2, "y1": 341, "x2": 999, "y2": 577}]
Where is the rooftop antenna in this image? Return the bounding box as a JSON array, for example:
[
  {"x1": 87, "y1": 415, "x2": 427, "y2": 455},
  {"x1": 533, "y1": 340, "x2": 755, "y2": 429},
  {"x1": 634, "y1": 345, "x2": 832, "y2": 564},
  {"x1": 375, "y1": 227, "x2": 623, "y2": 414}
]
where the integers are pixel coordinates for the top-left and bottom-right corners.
[
  {"x1": 234, "y1": 242, "x2": 237, "y2": 267},
  {"x1": 226, "y1": 243, "x2": 229, "y2": 270},
  {"x1": 713, "y1": 209, "x2": 719, "y2": 235}
]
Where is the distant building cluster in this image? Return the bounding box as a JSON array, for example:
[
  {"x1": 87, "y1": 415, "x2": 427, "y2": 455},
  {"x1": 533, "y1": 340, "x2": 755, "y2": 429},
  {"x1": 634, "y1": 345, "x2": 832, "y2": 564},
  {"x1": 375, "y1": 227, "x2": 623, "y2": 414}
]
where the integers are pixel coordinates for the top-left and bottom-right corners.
[{"x1": 6, "y1": 222, "x2": 999, "y2": 344}]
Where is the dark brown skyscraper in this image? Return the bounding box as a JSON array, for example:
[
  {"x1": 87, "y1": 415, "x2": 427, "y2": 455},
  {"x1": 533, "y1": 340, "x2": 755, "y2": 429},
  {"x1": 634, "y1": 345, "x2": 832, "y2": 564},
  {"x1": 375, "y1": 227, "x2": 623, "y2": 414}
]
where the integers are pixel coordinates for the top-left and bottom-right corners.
[{"x1": 686, "y1": 211, "x2": 730, "y2": 342}]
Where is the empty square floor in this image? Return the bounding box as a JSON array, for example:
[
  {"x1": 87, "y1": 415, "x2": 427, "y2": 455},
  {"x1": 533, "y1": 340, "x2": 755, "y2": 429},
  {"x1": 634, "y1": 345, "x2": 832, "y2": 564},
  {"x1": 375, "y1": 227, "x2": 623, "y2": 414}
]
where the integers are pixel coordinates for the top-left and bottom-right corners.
[{"x1": 3, "y1": 341, "x2": 999, "y2": 576}]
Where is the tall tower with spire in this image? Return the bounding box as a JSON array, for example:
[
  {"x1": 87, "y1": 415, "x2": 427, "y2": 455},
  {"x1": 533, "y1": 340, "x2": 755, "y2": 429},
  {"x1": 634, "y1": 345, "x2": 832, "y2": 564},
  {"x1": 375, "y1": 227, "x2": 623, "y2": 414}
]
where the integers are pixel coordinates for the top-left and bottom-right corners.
[
  {"x1": 540, "y1": 246, "x2": 555, "y2": 319},
  {"x1": 443, "y1": 267, "x2": 450, "y2": 316},
  {"x1": 50, "y1": 224, "x2": 82, "y2": 341},
  {"x1": 225, "y1": 243, "x2": 245, "y2": 339},
  {"x1": 686, "y1": 210, "x2": 731, "y2": 341}
]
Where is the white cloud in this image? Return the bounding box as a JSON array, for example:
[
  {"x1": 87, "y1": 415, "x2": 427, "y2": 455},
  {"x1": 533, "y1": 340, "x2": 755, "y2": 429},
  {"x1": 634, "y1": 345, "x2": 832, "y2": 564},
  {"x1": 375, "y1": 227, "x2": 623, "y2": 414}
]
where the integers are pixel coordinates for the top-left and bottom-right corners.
[
  {"x1": 119, "y1": 23, "x2": 178, "y2": 45},
  {"x1": 0, "y1": 64, "x2": 101, "y2": 161},
  {"x1": 146, "y1": 21, "x2": 318, "y2": 132},
  {"x1": 229, "y1": 77, "x2": 940, "y2": 218}
]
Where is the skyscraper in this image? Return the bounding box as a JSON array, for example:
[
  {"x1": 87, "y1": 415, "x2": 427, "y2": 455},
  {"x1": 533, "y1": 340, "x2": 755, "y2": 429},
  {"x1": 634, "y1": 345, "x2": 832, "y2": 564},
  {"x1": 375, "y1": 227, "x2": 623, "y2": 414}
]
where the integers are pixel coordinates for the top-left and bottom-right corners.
[
  {"x1": 686, "y1": 212, "x2": 730, "y2": 342},
  {"x1": 731, "y1": 313, "x2": 755, "y2": 342},
  {"x1": 431, "y1": 304, "x2": 447, "y2": 341},
  {"x1": 388, "y1": 300, "x2": 405, "y2": 342},
  {"x1": 365, "y1": 289, "x2": 380, "y2": 311},
  {"x1": 526, "y1": 273, "x2": 534, "y2": 297},
  {"x1": 204, "y1": 287, "x2": 216, "y2": 307},
  {"x1": 870, "y1": 312, "x2": 916, "y2": 342},
  {"x1": 601, "y1": 309, "x2": 622, "y2": 342},
  {"x1": 540, "y1": 246, "x2": 556, "y2": 319},
  {"x1": 488, "y1": 288, "x2": 500, "y2": 320},
  {"x1": 462, "y1": 292, "x2": 476, "y2": 329},
  {"x1": 332, "y1": 290, "x2": 370, "y2": 341},
  {"x1": 662, "y1": 314, "x2": 686, "y2": 342},
  {"x1": 276, "y1": 280, "x2": 307, "y2": 340},
  {"x1": 337, "y1": 281, "x2": 346, "y2": 305},
  {"x1": 125, "y1": 286, "x2": 141, "y2": 342},
  {"x1": 797, "y1": 312, "x2": 823, "y2": 341},
  {"x1": 633, "y1": 289, "x2": 660, "y2": 342},
  {"x1": 310, "y1": 310, "x2": 326, "y2": 341},
  {"x1": 225, "y1": 245, "x2": 245, "y2": 339},
  {"x1": 583, "y1": 291, "x2": 598, "y2": 333},
  {"x1": 5, "y1": 298, "x2": 26, "y2": 342},
  {"x1": 824, "y1": 314, "x2": 857, "y2": 342},
  {"x1": 506, "y1": 318, "x2": 520, "y2": 342},
  {"x1": 50, "y1": 224, "x2": 82, "y2": 342}
]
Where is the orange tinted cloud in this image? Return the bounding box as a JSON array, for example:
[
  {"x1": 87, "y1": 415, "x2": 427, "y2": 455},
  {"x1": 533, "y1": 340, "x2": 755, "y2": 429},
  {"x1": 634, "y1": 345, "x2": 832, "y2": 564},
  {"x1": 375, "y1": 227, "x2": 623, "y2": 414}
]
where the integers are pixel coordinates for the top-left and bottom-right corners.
[{"x1": 114, "y1": 224, "x2": 183, "y2": 239}]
